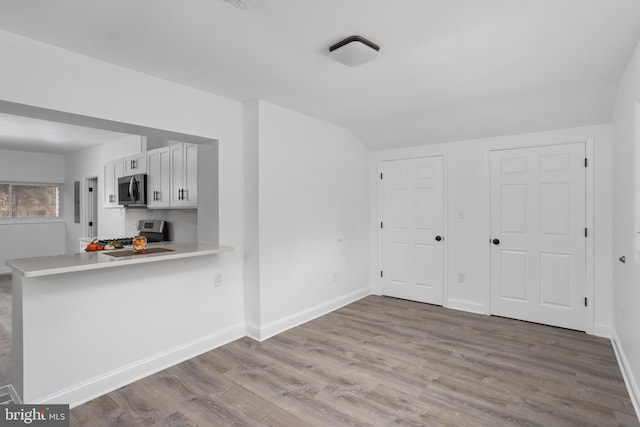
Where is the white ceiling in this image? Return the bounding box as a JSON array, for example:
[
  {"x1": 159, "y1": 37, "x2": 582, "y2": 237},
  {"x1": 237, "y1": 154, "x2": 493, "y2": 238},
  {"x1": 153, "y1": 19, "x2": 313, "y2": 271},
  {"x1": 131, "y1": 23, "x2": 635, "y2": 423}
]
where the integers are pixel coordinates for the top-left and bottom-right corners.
[
  {"x1": 0, "y1": 112, "x2": 132, "y2": 154},
  {"x1": 0, "y1": 0, "x2": 639, "y2": 151}
]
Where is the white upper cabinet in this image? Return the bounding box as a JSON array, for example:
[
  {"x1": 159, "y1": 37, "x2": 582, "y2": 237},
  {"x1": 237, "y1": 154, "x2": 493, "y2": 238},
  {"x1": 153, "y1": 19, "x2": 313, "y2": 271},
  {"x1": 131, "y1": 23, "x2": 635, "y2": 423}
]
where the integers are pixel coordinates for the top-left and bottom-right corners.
[
  {"x1": 169, "y1": 142, "x2": 198, "y2": 208},
  {"x1": 146, "y1": 147, "x2": 171, "y2": 208},
  {"x1": 103, "y1": 158, "x2": 124, "y2": 208},
  {"x1": 123, "y1": 152, "x2": 147, "y2": 175},
  {"x1": 103, "y1": 141, "x2": 197, "y2": 210}
]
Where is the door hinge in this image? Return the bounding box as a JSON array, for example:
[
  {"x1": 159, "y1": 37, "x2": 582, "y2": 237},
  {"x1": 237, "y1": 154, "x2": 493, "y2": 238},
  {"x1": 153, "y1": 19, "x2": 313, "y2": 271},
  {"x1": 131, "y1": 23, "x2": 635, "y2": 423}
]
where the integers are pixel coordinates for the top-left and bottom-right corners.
[
  {"x1": 585, "y1": 228, "x2": 588, "y2": 237},
  {"x1": 380, "y1": 221, "x2": 383, "y2": 229},
  {"x1": 584, "y1": 158, "x2": 588, "y2": 167},
  {"x1": 380, "y1": 172, "x2": 383, "y2": 180},
  {"x1": 380, "y1": 270, "x2": 384, "y2": 278},
  {"x1": 88, "y1": 187, "x2": 93, "y2": 192},
  {"x1": 584, "y1": 297, "x2": 588, "y2": 307}
]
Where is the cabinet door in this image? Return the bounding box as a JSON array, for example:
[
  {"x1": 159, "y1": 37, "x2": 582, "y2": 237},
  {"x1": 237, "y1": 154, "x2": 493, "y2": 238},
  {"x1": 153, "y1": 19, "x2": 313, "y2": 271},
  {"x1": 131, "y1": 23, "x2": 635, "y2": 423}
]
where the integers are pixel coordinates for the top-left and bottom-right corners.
[
  {"x1": 182, "y1": 143, "x2": 198, "y2": 207},
  {"x1": 103, "y1": 162, "x2": 115, "y2": 207},
  {"x1": 124, "y1": 153, "x2": 147, "y2": 175},
  {"x1": 147, "y1": 147, "x2": 170, "y2": 208},
  {"x1": 169, "y1": 143, "x2": 198, "y2": 208},
  {"x1": 114, "y1": 159, "x2": 124, "y2": 180},
  {"x1": 169, "y1": 144, "x2": 185, "y2": 206},
  {"x1": 103, "y1": 159, "x2": 124, "y2": 208}
]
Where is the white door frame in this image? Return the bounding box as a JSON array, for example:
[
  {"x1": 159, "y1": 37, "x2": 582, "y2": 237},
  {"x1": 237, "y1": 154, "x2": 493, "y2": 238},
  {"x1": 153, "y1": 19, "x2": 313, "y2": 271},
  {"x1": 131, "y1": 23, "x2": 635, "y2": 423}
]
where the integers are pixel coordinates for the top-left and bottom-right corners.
[
  {"x1": 486, "y1": 138, "x2": 594, "y2": 335},
  {"x1": 377, "y1": 153, "x2": 448, "y2": 304},
  {"x1": 83, "y1": 176, "x2": 99, "y2": 238}
]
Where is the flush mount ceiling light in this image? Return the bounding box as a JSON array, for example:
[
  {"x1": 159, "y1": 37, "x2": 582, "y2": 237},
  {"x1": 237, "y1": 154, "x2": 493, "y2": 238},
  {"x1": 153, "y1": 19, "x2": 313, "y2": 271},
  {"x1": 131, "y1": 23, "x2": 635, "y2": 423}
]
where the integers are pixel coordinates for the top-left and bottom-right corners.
[
  {"x1": 328, "y1": 35, "x2": 380, "y2": 67},
  {"x1": 224, "y1": 0, "x2": 255, "y2": 9}
]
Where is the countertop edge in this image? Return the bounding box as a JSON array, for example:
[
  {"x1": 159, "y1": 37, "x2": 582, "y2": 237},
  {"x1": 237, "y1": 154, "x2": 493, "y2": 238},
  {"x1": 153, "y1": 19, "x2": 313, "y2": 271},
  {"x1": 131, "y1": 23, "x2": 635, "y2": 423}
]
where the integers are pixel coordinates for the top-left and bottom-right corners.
[{"x1": 6, "y1": 244, "x2": 234, "y2": 278}]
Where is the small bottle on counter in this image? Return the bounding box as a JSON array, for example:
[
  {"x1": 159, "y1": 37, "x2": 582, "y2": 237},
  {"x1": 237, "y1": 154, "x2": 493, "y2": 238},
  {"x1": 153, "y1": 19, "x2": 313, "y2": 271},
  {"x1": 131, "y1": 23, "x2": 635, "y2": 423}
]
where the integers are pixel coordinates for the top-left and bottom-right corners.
[{"x1": 133, "y1": 235, "x2": 147, "y2": 254}]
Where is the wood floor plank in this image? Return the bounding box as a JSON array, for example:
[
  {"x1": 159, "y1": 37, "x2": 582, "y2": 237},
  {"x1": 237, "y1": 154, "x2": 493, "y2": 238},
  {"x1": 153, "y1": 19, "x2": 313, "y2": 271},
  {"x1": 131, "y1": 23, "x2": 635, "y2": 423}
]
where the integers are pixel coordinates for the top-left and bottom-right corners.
[{"x1": 66, "y1": 295, "x2": 638, "y2": 426}]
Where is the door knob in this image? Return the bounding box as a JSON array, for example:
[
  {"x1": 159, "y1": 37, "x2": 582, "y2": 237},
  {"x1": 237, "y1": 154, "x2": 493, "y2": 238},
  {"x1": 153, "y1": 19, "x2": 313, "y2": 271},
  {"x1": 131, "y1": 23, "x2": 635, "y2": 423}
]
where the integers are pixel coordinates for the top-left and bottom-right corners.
[
  {"x1": 492, "y1": 238, "x2": 500, "y2": 245},
  {"x1": 435, "y1": 235, "x2": 442, "y2": 242}
]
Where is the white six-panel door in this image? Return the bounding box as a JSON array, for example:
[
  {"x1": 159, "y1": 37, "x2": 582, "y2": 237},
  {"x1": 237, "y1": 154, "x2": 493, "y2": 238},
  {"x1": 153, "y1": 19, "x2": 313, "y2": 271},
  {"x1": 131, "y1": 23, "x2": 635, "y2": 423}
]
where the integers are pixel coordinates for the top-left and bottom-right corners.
[
  {"x1": 380, "y1": 157, "x2": 444, "y2": 305},
  {"x1": 490, "y1": 143, "x2": 586, "y2": 331}
]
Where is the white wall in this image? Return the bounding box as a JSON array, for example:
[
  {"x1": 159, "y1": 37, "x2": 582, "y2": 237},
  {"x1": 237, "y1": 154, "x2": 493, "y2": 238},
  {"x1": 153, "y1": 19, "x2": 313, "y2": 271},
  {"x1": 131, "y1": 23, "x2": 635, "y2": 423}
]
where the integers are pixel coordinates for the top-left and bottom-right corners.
[
  {"x1": 15, "y1": 255, "x2": 243, "y2": 405},
  {"x1": 371, "y1": 124, "x2": 614, "y2": 334},
  {"x1": 612, "y1": 38, "x2": 640, "y2": 413},
  {"x1": 0, "y1": 148, "x2": 66, "y2": 273},
  {"x1": 245, "y1": 101, "x2": 371, "y2": 340},
  {"x1": 0, "y1": 149, "x2": 65, "y2": 183},
  {"x1": 0, "y1": 28, "x2": 246, "y2": 401}
]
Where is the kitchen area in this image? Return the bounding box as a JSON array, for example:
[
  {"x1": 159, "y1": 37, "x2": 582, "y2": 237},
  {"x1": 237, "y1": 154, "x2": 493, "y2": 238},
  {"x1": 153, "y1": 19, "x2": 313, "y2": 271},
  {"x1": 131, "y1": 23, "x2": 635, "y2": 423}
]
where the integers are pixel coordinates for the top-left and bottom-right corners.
[
  {"x1": 80, "y1": 136, "x2": 203, "y2": 252},
  {"x1": 0, "y1": 106, "x2": 238, "y2": 406}
]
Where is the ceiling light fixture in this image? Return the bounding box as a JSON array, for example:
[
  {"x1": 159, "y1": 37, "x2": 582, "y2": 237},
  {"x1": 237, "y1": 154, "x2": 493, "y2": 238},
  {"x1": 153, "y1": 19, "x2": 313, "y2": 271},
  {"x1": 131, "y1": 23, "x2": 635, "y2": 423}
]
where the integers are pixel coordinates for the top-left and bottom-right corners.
[
  {"x1": 224, "y1": 0, "x2": 255, "y2": 9},
  {"x1": 328, "y1": 35, "x2": 380, "y2": 67}
]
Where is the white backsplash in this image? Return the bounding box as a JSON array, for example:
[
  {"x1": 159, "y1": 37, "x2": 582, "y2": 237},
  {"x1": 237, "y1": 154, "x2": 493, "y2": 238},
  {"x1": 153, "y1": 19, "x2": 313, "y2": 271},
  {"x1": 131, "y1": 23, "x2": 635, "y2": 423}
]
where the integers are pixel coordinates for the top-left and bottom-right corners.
[{"x1": 125, "y1": 209, "x2": 198, "y2": 242}]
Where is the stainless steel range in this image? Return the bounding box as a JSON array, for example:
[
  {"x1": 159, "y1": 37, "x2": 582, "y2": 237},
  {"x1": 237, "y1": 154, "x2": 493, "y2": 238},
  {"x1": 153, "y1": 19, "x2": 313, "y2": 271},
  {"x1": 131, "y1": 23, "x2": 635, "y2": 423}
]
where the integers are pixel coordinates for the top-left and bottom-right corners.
[
  {"x1": 97, "y1": 220, "x2": 169, "y2": 246},
  {"x1": 136, "y1": 219, "x2": 169, "y2": 242}
]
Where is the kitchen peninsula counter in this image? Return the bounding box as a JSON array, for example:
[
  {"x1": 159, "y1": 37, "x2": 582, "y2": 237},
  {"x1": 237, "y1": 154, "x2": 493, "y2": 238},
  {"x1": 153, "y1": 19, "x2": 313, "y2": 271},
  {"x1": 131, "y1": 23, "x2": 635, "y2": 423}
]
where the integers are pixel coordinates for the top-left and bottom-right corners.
[
  {"x1": 6, "y1": 242, "x2": 232, "y2": 277},
  {"x1": 7, "y1": 242, "x2": 241, "y2": 406}
]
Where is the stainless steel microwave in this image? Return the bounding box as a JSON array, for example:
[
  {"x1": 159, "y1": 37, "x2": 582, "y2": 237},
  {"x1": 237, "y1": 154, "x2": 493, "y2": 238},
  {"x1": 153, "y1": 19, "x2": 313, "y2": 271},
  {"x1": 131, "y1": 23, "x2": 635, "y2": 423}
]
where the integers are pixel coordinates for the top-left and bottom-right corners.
[{"x1": 118, "y1": 174, "x2": 147, "y2": 207}]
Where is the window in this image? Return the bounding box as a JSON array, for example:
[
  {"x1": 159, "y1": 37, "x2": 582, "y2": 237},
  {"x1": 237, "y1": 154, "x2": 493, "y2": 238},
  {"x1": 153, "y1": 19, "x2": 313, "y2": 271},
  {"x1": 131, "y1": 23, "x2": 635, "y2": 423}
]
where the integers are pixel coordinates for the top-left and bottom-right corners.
[
  {"x1": 0, "y1": 183, "x2": 62, "y2": 220},
  {"x1": 0, "y1": 184, "x2": 8, "y2": 218}
]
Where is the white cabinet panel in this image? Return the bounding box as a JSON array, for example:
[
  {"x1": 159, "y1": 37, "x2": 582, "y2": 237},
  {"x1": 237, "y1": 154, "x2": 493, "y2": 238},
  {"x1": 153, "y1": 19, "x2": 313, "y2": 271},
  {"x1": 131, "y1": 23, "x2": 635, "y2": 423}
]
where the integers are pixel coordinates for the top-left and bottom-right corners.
[
  {"x1": 169, "y1": 142, "x2": 198, "y2": 208},
  {"x1": 103, "y1": 159, "x2": 123, "y2": 208},
  {"x1": 146, "y1": 147, "x2": 170, "y2": 208},
  {"x1": 123, "y1": 153, "x2": 147, "y2": 175}
]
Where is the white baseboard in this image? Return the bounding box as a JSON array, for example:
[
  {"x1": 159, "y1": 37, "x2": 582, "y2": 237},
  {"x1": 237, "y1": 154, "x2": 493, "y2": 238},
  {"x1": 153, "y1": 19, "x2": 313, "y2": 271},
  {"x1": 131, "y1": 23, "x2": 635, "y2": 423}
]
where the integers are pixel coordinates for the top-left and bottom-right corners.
[
  {"x1": 35, "y1": 322, "x2": 246, "y2": 408},
  {"x1": 611, "y1": 328, "x2": 640, "y2": 422},
  {"x1": 252, "y1": 287, "x2": 372, "y2": 342},
  {"x1": 445, "y1": 298, "x2": 487, "y2": 315},
  {"x1": 245, "y1": 322, "x2": 261, "y2": 341},
  {"x1": 594, "y1": 322, "x2": 612, "y2": 339}
]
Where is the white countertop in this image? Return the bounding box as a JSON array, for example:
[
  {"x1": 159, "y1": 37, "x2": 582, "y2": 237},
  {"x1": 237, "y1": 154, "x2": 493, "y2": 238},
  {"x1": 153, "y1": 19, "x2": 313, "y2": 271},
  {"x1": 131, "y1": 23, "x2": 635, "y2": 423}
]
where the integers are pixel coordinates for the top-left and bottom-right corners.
[{"x1": 6, "y1": 242, "x2": 233, "y2": 278}]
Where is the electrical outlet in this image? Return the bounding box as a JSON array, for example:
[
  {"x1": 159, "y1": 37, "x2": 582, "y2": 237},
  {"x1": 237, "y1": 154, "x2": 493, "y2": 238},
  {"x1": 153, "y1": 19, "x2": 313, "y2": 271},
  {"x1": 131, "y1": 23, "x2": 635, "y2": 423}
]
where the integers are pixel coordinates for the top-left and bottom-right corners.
[
  {"x1": 457, "y1": 210, "x2": 465, "y2": 220},
  {"x1": 332, "y1": 272, "x2": 337, "y2": 283},
  {"x1": 458, "y1": 273, "x2": 466, "y2": 283},
  {"x1": 215, "y1": 273, "x2": 223, "y2": 288}
]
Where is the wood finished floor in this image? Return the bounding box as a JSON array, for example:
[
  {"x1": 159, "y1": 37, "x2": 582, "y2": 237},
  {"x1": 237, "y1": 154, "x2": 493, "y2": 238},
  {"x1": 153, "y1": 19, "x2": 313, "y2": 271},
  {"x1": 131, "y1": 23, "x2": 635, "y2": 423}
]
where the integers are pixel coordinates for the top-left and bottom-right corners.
[
  {"x1": 70, "y1": 296, "x2": 638, "y2": 426},
  {"x1": 0, "y1": 274, "x2": 11, "y2": 387}
]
